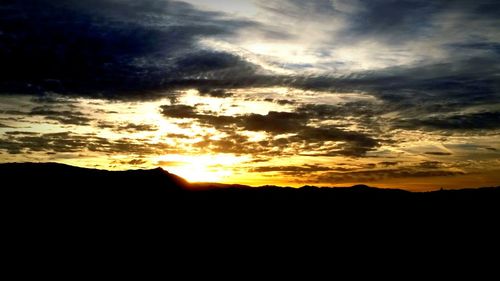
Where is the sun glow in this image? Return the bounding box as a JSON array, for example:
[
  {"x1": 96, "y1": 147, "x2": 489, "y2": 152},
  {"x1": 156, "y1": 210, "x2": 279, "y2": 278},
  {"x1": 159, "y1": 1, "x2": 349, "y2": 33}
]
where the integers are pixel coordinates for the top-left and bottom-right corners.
[{"x1": 154, "y1": 154, "x2": 249, "y2": 183}]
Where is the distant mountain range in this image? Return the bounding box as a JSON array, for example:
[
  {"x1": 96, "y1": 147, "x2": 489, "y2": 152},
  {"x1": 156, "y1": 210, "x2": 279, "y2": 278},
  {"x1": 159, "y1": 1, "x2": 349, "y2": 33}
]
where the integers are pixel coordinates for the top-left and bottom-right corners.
[
  {"x1": 2, "y1": 162, "x2": 499, "y2": 197},
  {"x1": 2, "y1": 162, "x2": 499, "y2": 239}
]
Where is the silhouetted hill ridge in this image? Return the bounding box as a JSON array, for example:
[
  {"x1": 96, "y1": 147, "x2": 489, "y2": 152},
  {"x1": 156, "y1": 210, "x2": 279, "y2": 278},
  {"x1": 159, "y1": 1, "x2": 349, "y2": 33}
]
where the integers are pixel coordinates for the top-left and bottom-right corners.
[
  {"x1": 2, "y1": 162, "x2": 499, "y2": 192},
  {"x1": 3, "y1": 162, "x2": 500, "y2": 235},
  {"x1": 1, "y1": 162, "x2": 188, "y2": 189}
]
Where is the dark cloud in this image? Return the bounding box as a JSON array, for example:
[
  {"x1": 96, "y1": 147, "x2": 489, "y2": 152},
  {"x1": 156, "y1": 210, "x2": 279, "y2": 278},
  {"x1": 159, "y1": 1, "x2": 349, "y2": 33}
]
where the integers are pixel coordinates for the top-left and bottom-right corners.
[
  {"x1": 165, "y1": 133, "x2": 191, "y2": 139},
  {"x1": 287, "y1": 58, "x2": 500, "y2": 137},
  {"x1": 1, "y1": 101, "x2": 94, "y2": 127},
  {"x1": 345, "y1": 0, "x2": 439, "y2": 43},
  {"x1": 30, "y1": 95, "x2": 79, "y2": 106},
  {"x1": 29, "y1": 106, "x2": 92, "y2": 125},
  {"x1": 160, "y1": 104, "x2": 379, "y2": 156},
  {"x1": 290, "y1": 58, "x2": 500, "y2": 112},
  {"x1": 4, "y1": 131, "x2": 39, "y2": 136},
  {"x1": 0, "y1": 131, "x2": 173, "y2": 155},
  {"x1": 160, "y1": 105, "x2": 304, "y2": 132},
  {"x1": 276, "y1": 99, "x2": 296, "y2": 105},
  {"x1": 395, "y1": 112, "x2": 500, "y2": 131},
  {"x1": 160, "y1": 104, "x2": 239, "y2": 129},
  {"x1": 0, "y1": 0, "x2": 261, "y2": 98},
  {"x1": 191, "y1": 132, "x2": 279, "y2": 155},
  {"x1": 251, "y1": 164, "x2": 332, "y2": 175},
  {"x1": 292, "y1": 127, "x2": 379, "y2": 156},
  {"x1": 378, "y1": 161, "x2": 399, "y2": 167},
  {"x1": 262, "y1": 0, "x2": 500, "y2": 45},
  {"x1": 198, "y1": 88, "x2": 233, "y2": 98},
  {"x1": 96, "y1": 121, "x2": 115, "y2": 130},
  {"x1": 424, "y1": 152, "x2": 452, "y2": 156},
  {"x1": 255, "y1": 1, "x2": 500, "y2": 126},
  {"x1": 1, "y1": 0, "x2": 499, "y2": 106},
  {"x1": 190, "y1": 133, "x2": 267, "y2": 155},
  {"x1": 247, "y1": 157, "x2": 466, "y2": 183},
  {"x1": 111, "y1": 158, "x2": 147, "y2": 166},
  {"x1": 116, "y1": 123, "x2": 158, "y2": 133},
  {"x1": 176, "y1": 50, "x2": 256, "y2": 74},
  {"x1": 160, "y1": 105, "x2": 199, "y2": 119},
  {"x1": 240, "y1": 111, "x2": 307, "y2": 133},
  {"x1": 128, "y1": 159, "x2": 146, "y2": 165},
  {"x1": 257, "y1": 0, "x2": 340, "y2": 20},
  {"x1": 316, "y1": 169, "x2": 465, "y2": 183},
  {"x1": 87, "y1": 121, "x2": 157, "y2": 133},
  {"x1": 248, "y1": 159, "x2": 270, "y2": 163},
  {"x1": 419, "y1": 161, "x2": 443, "y2": 169},
  {"x1": 295, "y1": 102, "x2": 384, "y2": 126}
]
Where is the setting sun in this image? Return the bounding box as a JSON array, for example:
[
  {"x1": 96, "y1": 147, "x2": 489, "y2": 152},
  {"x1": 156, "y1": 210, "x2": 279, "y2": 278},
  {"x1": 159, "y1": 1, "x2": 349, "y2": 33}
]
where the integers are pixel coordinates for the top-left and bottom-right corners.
[{"x1": 155, "y1": 154, "x2": 248, "y2": 183}]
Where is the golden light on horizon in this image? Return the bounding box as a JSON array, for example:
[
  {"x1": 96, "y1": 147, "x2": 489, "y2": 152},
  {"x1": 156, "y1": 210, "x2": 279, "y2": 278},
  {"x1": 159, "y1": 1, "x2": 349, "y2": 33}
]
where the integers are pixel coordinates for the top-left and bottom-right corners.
[{"x1": 154, "y1": 154, "x2": 250, "y2": 183}]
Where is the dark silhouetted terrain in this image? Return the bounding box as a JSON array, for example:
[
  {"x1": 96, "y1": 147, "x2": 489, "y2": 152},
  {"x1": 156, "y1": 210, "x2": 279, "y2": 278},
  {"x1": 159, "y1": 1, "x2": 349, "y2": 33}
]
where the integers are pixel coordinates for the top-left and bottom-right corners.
[
  {"x1": 2, "y1": 163, "x2": 499, "y2": 252},
  {"x1": 2, "y1": 163, "x2": 499, "y2": 210}
]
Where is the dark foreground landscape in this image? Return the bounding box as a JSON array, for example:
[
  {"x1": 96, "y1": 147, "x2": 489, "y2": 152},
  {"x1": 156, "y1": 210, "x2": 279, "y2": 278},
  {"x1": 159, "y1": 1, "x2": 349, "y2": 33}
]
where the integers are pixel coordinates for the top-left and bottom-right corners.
[
  {"x1": 2, "y1": 163, "x2": 499, "y2": 211},
  {"x1": 2, "y1": 162, "x2": 499, "y2": 248}
]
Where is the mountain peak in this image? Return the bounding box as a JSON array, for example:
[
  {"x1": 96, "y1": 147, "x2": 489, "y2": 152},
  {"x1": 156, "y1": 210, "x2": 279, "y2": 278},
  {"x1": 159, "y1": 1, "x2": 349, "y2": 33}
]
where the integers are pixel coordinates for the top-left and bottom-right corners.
[
  {"x1": 0, "y1": 162, "x2": 189, "y2": 191},
  {"x1": 350, "y1": 184, "x2": 374, "y2": 190}
]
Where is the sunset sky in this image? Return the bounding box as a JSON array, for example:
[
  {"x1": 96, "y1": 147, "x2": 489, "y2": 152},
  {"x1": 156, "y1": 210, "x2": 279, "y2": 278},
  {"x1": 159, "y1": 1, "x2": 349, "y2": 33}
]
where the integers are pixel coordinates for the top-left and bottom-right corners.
[{"x1": 1, "y1": 0, "x2": 499, "y2": 190}]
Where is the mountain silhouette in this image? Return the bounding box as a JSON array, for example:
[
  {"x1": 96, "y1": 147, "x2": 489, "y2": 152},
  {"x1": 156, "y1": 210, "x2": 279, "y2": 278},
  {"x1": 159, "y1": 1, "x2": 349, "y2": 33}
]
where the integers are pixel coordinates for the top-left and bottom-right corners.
[
  {"x1": 2, "y1": 162, "x2": 499, "y2": 194},
  {"x1": 1, "y1": 162, "x2": 188, "y2": 190},
  {"x1": 2, "y1": 163, "x2": 499, "y2": 219},
  {"x1": 2, "y1": 162, "x2": 499, "y2": 248}
]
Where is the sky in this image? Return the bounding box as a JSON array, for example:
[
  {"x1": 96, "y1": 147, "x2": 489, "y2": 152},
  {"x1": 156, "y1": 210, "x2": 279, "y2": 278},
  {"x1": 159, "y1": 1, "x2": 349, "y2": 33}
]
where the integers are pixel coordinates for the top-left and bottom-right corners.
[{"x1": 1, "y1": 0, "x2": 499, "y2": 190}]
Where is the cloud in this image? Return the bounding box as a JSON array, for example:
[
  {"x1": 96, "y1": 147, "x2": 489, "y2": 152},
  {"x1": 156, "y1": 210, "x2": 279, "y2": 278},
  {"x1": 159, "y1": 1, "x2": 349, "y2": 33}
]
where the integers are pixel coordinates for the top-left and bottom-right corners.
[
  {"x1": 1, "y1": 0, "x2": 499, "y2": 101},
  {"x1": 0, "y1": 131, "x2": 173, "y2": 155},
  {"x1": 395, "y1": 112, "x2": 500, "y2": 131},
  {"x1": 424, "y1": 152, "x2": 452, "y2": 156},
  {"x1": 1, "y1": 0, "x2": 498, "y2": 131},
  {"x1": 0, "y1": 0, "x2": 261, "y2": 98},
  {"x1": 160, "y1": 104, "x2": 379, "y2": 156},
  {"x1": 378, "y1": 161, "x2": 399, "y2": 167},
  {"x1": 419, "y1": 161, "x2": 444, "y2": 169},
  {"x1": 342, "y1": 0, "x2": 439, "y2": 43},
  {"x1": 160, "y1": 105, "x2": 199, "y2": 119},
  {"x1": 292, "y1": 127, "x2": 379, "y2": 156},
  {"x1": 251, "y1": 164, "x2": 332, "y2": 175},
  {"x1": 240, "y1": 111, "x2": 307, "y2": 133},
  {"x1": 257, "y1": 0, "x2": 341, "y2": 19},
  {"x1": 165, "y1": 133, "x2": 191, "y2": 139},
  {"x1": 276, "y1": 99, "x2": 296, "y2": 105},
  {"x1": 111, "y1": 159, "x2": 147, "y2": 166},
  {"x1": 160, "y1": 104, "x2": 239, "y2": 130},
  {"x1": 287, "y1": 58, "x2": 500, "y2": 136},
  {"x1": 198, "y1": 88, "x2": 233, "y2": 98},
  {"x1": 315, "y1": 168, "x2": 465, "y2": 183},
  {"x1": 29, "y1": 106, "x2": 93, "y2": 126},
  {"x1": 260, "y1": 0, "x2": 500, "y2": 50},
  {"x1": 295, "y1": 102, "x2": 383, "y2": 122},
  {"x1": 1, "y1": 103, "x2": 94, "y2": 126},
  {"x1": 1, "y1": 0, "x2": 499, "y2": 181},
  {"x1": 116, "y1": 123, "x2": 158, "y2": 133},
  {"x1": 161, "y1": 104, "x2": 309, "y2": 133},
  {"x1": 248, "y1": 159, "x2": 466, "y2": 183}
]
